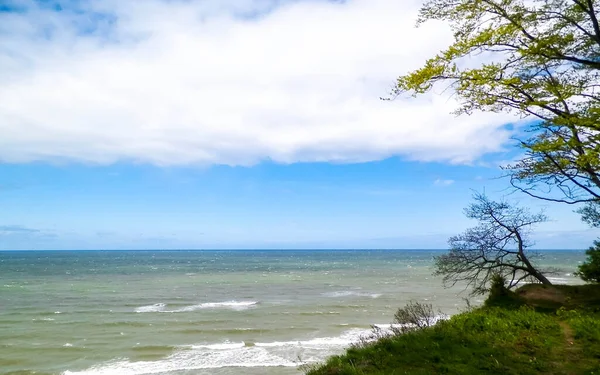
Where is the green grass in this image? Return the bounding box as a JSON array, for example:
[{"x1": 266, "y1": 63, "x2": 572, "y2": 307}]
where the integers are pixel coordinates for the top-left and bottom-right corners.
[{"x1": 305, "y1": 284, "x2": 600, "y2": 375}]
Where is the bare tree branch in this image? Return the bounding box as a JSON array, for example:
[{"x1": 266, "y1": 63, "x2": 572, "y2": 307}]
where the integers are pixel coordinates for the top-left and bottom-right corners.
[{"x1": 435, "y1": 193, "x2": 552, "y2": 295}]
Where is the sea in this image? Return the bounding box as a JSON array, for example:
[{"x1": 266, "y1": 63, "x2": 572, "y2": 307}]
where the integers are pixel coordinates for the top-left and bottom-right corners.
[{"x1": 0, "y1": 249, "x2": 586, "y2": 375}]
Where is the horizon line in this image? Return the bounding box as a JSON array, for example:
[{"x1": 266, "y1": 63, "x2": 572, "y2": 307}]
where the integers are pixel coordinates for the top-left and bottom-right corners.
[{"x1": 0, "y1": 248, "x2": 586, "y2": 252}]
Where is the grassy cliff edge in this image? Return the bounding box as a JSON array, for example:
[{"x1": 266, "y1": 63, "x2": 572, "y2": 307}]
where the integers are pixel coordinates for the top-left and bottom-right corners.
[{"x1": 305, "y1": 284, "x2": 600, "y2": 375}]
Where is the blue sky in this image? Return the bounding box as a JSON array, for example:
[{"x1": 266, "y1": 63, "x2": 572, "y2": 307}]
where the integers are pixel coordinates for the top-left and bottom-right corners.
[
  {"x1": 0, "y1": 0, "x2": 598, "y2": 249},
  {"x1": 0, "y1": 159, "x2": 596, "y2": 249}
]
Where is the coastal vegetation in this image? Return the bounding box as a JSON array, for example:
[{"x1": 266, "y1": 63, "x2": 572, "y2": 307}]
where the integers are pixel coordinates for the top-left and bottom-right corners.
[
  {"x1": 391, "y1": 0, "x2": 600, "y2": 221},
  {"x1": 434, "y1": 193, "x2": 552, "y2": 295},
  {"x1": 305, "y1": 280, "x2": 600, "y2": 375},
  {"x1": 576, "y1": 240, "x2": 600, "y2": 282}
]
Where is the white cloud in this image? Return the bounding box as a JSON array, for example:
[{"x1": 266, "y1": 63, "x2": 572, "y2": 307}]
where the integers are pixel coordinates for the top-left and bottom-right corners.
[
  {"x1": 434, "y1": 179, "x2": 455, "y2": 187},
  {"x1": 0, "y1": 0, "x2": 516, "y2": 166}
]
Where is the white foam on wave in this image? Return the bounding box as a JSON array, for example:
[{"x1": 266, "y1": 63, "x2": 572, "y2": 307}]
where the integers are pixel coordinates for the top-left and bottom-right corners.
[
  {"x1": 547, "y1": 277, "x2": 570, "y2": 284},
  {"x1": 190, "y1": 342, "x2": 246, "y2": 350},
  {"x1": 63, "y1": 316, "x2": 453, "y2": 375},
  {"x1": 322, "y1": 291, "x2": 382, "y2": 298},
  {"x1": 135, "y1": 303, "x2": 166, "y2": 313},
  {"x1": 134, "y1": 301, "x2": 258, "y2": 313},
  {"x1": 62, "y1": 328, "x2": 371, "y2": 375},
  {"x1": 171, "y1": 301, "x2": 257, "y2": 313},
  {"x1": 255, "y1": 328, "x2": 369, "y2": 348},
  {"x1": 63, "y1": 345, "x2": 298, "y2": 375}
]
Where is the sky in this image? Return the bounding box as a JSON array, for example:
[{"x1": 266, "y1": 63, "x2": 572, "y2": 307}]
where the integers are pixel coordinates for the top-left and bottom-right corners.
[{"x1": 0, "y1": 0, "x2": 598, "y2": 250}]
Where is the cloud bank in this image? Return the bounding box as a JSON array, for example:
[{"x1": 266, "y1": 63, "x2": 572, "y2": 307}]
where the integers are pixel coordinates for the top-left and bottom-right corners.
[{"x1": 0, "y1": 0, "x2": 515, "y2": 166}]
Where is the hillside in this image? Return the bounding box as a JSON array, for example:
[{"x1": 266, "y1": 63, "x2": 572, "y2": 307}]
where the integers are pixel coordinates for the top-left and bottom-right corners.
[{"x1": 305, "y1": 284, "x2": 600, "y2": 375}]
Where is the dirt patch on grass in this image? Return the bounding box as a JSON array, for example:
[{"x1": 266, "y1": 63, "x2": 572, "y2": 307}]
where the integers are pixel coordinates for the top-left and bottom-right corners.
[
  {"x1": 559, "y1": 322, "x2": 575, "y2": 345},
  {"x1": 517, "y1": 285, "x2": 566, "y2": 305}
]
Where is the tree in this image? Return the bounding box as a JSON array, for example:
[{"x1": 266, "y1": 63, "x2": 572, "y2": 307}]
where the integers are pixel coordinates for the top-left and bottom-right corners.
[
  {"x1": 391, "y1": 0, "x2": 600, "y2": 222},
  {"x1": 435, "y1": 194, "x2": 552, "y2": 295},
  {"x1": 575, "y1": 240, "x2": 600, "y2": 282},
  {"x1": 579, "y1": 201, "x2": 600, "y2": 227}
]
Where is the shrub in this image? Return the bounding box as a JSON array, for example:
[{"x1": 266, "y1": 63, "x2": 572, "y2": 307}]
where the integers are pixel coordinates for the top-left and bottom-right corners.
[
  {"x1": 484, "y1": 274, "x2": 525, "y2": 309},
  {"x1": 392, "y1": 301, "x2": 442, "y2": 334},
  {"x1": 575, "y1": 240, "x2": 600, "y2": 283}
]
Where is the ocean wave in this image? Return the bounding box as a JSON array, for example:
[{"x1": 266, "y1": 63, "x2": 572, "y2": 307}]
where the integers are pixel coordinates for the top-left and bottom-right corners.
[
  {"x1": 170, "y1": 301, "x2": 257, "y2": 313},
  {"x1": 62, "y1": 328, "x2": 371, "y2": 375},
  {"x1": 134, "y1": 303, "x2": 166, "y2": 313},
  {"x1": 190, "y1": 342, "x2": 247, "y2": 350},
  {"x1": 96, "y1": 321, "x2": 152, "y2": 328},
  {"x1": 322, "y1": 291, "x2": 382, "y2": 298},
  {"x1": 546, "y1": 277, "x2": 570, "y2": 285},
  {"x1": 299, "y1": 311, "x2": 341, "y2": 316},
  {"x1": 253, "y1": 328, "x2": 369, "y2": 348},
  {"x1": 63, "y1": 316, "x2": 452, "y2": 375},
  {"x1": 134, "y1": 301, "x2": 258, "y2": 313},
  {"x1": 62, "y1": 347, "x2": 298, "y2": 375},
  {"x1": 179, "y1": 327, "x2": 272, "y2": 335},
  {"x1": 131, "y1": 345, "x2": 177, "y2": 352}
]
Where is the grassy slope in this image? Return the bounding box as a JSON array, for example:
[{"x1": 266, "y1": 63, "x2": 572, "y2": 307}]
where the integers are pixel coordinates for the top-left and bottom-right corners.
[{"x1": 306, "y1": 284, "x2": 600, "y2": 375}]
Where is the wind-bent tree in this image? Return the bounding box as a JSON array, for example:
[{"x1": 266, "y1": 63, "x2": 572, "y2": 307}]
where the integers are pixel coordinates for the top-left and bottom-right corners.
[
  {"x1": 392, "y1": 0, "x2": 600, "y2": 223},
  {"x1": 435, "y1": 194, "x2": 552, "y2": 295}
]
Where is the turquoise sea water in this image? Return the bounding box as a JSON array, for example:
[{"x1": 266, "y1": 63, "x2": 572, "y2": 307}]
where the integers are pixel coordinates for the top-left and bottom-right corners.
[{"x1": 0, "y1": 250, "x2": 586, "y2": 375}]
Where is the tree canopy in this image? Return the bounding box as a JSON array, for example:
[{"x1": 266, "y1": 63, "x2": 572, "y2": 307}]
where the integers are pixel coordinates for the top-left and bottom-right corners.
[
  {"x1": 435, "y1": 194, "x2": 551, "y2": 295},
  {"x1": 393, "y1": 0, "x2": 600, "y2": 222}
]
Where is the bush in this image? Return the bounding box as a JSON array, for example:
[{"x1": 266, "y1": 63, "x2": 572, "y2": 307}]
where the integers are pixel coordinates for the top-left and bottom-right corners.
[
  {"x1": 575, "y1": 240, "x2": 600, "y2": 283},
  {"x1": 392, "y1": 301, "x2": 441, "y2": 334},
  {"x1": 484, "y1": 274, "x2": 525, "y2": 309}
]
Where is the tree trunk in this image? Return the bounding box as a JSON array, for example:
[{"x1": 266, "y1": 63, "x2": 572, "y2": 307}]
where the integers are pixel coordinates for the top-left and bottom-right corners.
[
  {"x1": 528, "y1": 267, "x2": 553, "y2": 285},
  {"x1": 516, "y1": 233, "x2": 553, "y2": 285}
]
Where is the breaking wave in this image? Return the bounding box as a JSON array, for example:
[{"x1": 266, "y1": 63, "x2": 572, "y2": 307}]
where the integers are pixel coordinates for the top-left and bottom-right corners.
[
  {"x1": 134, "y1": 301, "x2": 257, "y2": 313},
  {"x1": 62, "y1": 328, "x2": 373, "y2": 375}
]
